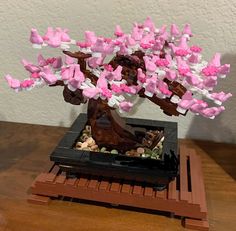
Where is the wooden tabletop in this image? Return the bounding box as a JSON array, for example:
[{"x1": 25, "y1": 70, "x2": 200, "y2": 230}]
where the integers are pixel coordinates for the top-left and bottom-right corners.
[{"x1": 0, "y1": 121, "x2": 235, "y2": 231}]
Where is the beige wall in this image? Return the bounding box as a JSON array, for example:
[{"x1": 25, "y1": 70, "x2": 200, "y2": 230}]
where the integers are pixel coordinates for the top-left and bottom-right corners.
[{"x1": 0, "y1": 0, "x2": 235, "y2": 143}]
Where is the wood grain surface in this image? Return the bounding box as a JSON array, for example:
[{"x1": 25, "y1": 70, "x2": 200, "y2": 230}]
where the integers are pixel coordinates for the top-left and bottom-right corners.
[{"x1": 0, "y1": 121, "x2": 236, "y2": 231}]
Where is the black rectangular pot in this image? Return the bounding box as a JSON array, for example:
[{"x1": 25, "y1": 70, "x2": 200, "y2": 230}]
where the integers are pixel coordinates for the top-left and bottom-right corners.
[{"x1": 50, "y1": 114, "x2": 179, "y2": 186}]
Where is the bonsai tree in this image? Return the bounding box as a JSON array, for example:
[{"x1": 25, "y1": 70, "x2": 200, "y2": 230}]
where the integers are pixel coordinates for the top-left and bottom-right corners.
[{"x1": 4, "y1": 17, "x2": 232, "y2": 153}]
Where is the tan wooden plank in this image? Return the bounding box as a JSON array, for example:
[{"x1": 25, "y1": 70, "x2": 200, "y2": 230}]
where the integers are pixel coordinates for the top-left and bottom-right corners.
[
  {"x1": 55, "y1": 172, "x2": 66, "y2": 184},
  {"x1": 99, "y1": 180, "x2": 109, "y2": 191},
  {"x1": 77, "y1": 175, "x2": 89, "y2": 188},
  {"x1": 168, "y1": 178, "x2": 177, "y2": 200},
  {"x1": 185, "y1": 218, "x2": 209, "y2": 231},
  {"x1": 28, "y1": 194, "x2": 51, "y2": 205},
  {"x1": 155, "y1": 189, "x2": 167, "y2": 199},
  {"x1": 45, "y1": 165, "x2": 60, "y2": 183},
  {"x1": 189, "y1": 148, "x2": 201, "y2": 205},
  {"x1": 144, "y1": 187, "x2": 154, "y2": 197},
  {"x1": 194, "y1": 153, "x2": 208, "y2": 214},
  {"x1": 121, "y1": 182, "x2": 131, "y2": 194},
  {"x1": 132, "y1": 185, "x2": 143, "y2": 196},
  {"x1": 65, "y1": 178, "x2": 77, "y2": 186},
  {"x1": 110, "y1": 181, "x2": 121, "y2": 192},
  {"x1": 179, "y1": 146, "x2": 190, "y2": 202},
  {"x1": 88, "y1": 178, "x2": 99, "y2": 189}
]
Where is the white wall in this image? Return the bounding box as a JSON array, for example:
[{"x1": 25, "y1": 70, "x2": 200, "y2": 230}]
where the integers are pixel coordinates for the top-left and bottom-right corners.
[{"x1": 0, "y1": 0, "x2": 235, "y2": 143}]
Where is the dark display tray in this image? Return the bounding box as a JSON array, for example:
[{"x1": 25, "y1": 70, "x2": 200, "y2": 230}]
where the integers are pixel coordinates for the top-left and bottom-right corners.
[{"x1": 50, "y1": 114, "x2": 179, "y2": 185}]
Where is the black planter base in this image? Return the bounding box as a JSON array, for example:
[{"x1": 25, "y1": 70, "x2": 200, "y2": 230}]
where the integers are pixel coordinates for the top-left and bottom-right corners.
[{"x1": 50, "y1": 114, "x2": 179, "y2": 185}]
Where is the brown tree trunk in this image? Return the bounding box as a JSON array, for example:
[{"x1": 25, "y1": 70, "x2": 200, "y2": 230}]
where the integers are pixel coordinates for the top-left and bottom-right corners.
[{"x1": 87, "y1": 99, "x2": 140, "y2": 152}]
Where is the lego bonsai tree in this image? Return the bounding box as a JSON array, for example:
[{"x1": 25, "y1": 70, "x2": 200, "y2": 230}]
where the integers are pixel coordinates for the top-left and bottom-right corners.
[{"x1": 5, "y1": 17, "x2": 232, "y2": 153}]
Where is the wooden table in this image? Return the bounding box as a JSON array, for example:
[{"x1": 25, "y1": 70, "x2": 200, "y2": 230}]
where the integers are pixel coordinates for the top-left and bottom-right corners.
[{"x1": 0, "y1": 121, "x2": 235, "y2": 231}]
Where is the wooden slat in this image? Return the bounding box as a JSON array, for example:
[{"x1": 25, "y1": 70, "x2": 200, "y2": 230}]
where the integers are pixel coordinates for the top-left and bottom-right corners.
[
  {"x1": 99, "y1": 180, "x2": 109, "y2": 191},
  {"x1": 168, "y1": 178, "x2": 177, "y2": 200},
  {"x1": 110, "y1": 182, "x2": 121, "y2": 192},
  {"x1": 144, "y1": 187, "x2": 153, "y2": 197},
  {"x1": 185, "y1": 218, "x2": 209, "y2": 231},
  {"x1": 155, "y1": 189, "x2": 167, "y2": 199},
  {"x1": 77, "y1": 175, "x2": 89, "y2": 188},
  {"x1": 121, "y1": 182, "x2": 131, "y2": 194},
  {"x1": 179, "y1": 146, "x2": 190, "y2": 202},
  {"x1": 132, "y1": 185, "x2": 143, "y2": 196},
  {"x1": 55, "y1": 172, "x2": 66, "y2": 184},
  {"x1": 28, "y1": 194, "x2": 51, "y2": 205},
  {"x1": 193, "y1": 153, "x2": 208, "y2": 213},
  {"x1": 88, "y1": 177, "x2": 99, "y2": 189},
  {"x1": 65, "y1": 178, "x2": 77, "y2": 186},
  {"x1": 45, "y1": 165, "x2": 60, "y2": 183},
  {"x1": 189, "y1": 148, "x2": 201, "y2": 205}
]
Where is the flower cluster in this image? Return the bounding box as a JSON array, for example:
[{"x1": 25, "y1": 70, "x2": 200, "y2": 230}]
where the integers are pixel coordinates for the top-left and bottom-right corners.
[{"x1": 5, "y1": 17, "x2": 232, "y2": 119}]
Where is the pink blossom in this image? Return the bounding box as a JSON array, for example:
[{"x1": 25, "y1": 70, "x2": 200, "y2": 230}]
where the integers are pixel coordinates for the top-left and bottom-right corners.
[
  {"x1": 185, "y1": 73, "x2": 200, "y2": 86},
  {"x1": 88, "y1": 55, "x2": 105, "y2": 68},
  {"x1": 170, "y1": 24, "x2": 180, "y2": 37},
  {"x1": 104, "y1": 37, "x2": 112, "y2": 43},
  {"x1": 31, "y1": 72, "x2": 40, "y2": 79},
  {"x1": 218, "y1": 64, "x2": 230, "y2": 76},
  {"x1": 111, "y1": 84, "x2": 122, "y2": 93},
  {"x1": 76, "y1": 41, "x2": 91, "y2": 48},
  {"x1": 143, "y1": 17, "x2": 155, "y2": 32},
  {"x1": 114, "y1": 25, "x2": 124, "y2": 37},
  {"x1": 201, "y1": 66, "x2": 218, "y2": 76},
  {"x1": 97, "y1": 74, "x2": 108, "y2": 89},
  {"x1": 112, "y1": 65, "x2": 122, "y2": 81},
  {"x1": 200, "y1": 106, "x2": 225, "y2": 118},
  {"x1": 65, "y1": 55, "x2": 76, "y2": 65},
  {"x1": 83, "y1": 87, "x2": 100, "y2": 99},
  {"x1": 144, "y1": 75, "x2": 157, "y2": 96},
  {"x1": 43, "y1": 27, "x2": 54, "y2": 41},
  {"x1": 21, "y1": 59, "x2": 41, "y2": 73},
  {"x1": 143, "y1": 56, "x2": 156, "y2": 73},
  {"x1": 84, "y1": 31, "x2": 97, "y2": 45},
  {"x1": 51, "y1": 57, "x2": 62, "y2": 69},
  {"x1": 175, "y1": 49, "x2": 189, "y2": 56},
  {"x1": 47, "y1": 30, "x2": 61, "y2": 48},
  {"x1": 203, "y1": 76, "x2": 217, "y2": 88},
  {"x1": 188, "y1": 54, "x2": 200, "y2": 63},
  {"x1": 120, "y1": 84, "x2": 132, "y2": 93},
  {"x1": 137, "y1": 68, "x2": 146, "y2": 83},
  {"x1": 190, "y1": 46, "x2": 202, "y2": 53},
  {"x1": 104, "y1": 64, "x2": 113, "y2": 72},
  {"x1": 131, "y1": 24, "x2": 143, "y2": 41},
  {"x1": 190, "y1": 100, "x2": 208, "y2": 114},
  {"x1": 37, "y1": 54, "x2": 47, "y2": 67},
  {"x1": 178, "y1": 68, "x2": 189, "y2": 76},
  {"x1": 209, "y1": 53, "x2": 221, "y2": 67},
  {"x1": 20, "y1": 79, "x2": 34, "y2": 88},
  {"x1": 140, "y1": 43, "x2": 152, "y2": 49},
  {"x1": 119, "y1": 101, "x2": 133, "y2": 112},
  {"x1": 210, "y1": 92, "x2": 232, "y2": 103},
  {"x1": 158, "y1": 81, "x2": 172, "y2": 96},
  {"x1": 155, "y1": 59, "x2": 169, "y2": 67},
  {"x1": 5, "y1": 75, "x2": 21, "y2": 89},
  {"x1": 178, "y1": 91, "x2": 196, "y2": 109},
  {"x1": 177, "y1": 57, "x2": 190, "y2": 75},
  {"x1": 60, "y1": 28, "x2": 71, "y2": 42},
  {"x1": 126, "y1": 36, "x2": 136, "y2": 46},
  {"x1": 182, "y1": 24, "x2": 192, "y2": 36},
  {"x1": 165, "y1": 69, "x2": 177, "y2": 81},
  {"x1": 61, "y1": 66, "x2": 74, "y2": 81},
  {"x1": 30, "y1": 28, "x2": 43, "y2": 45},
  {"x1": 101, "y1": 87, "x2": 112, "y2": 98}
]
